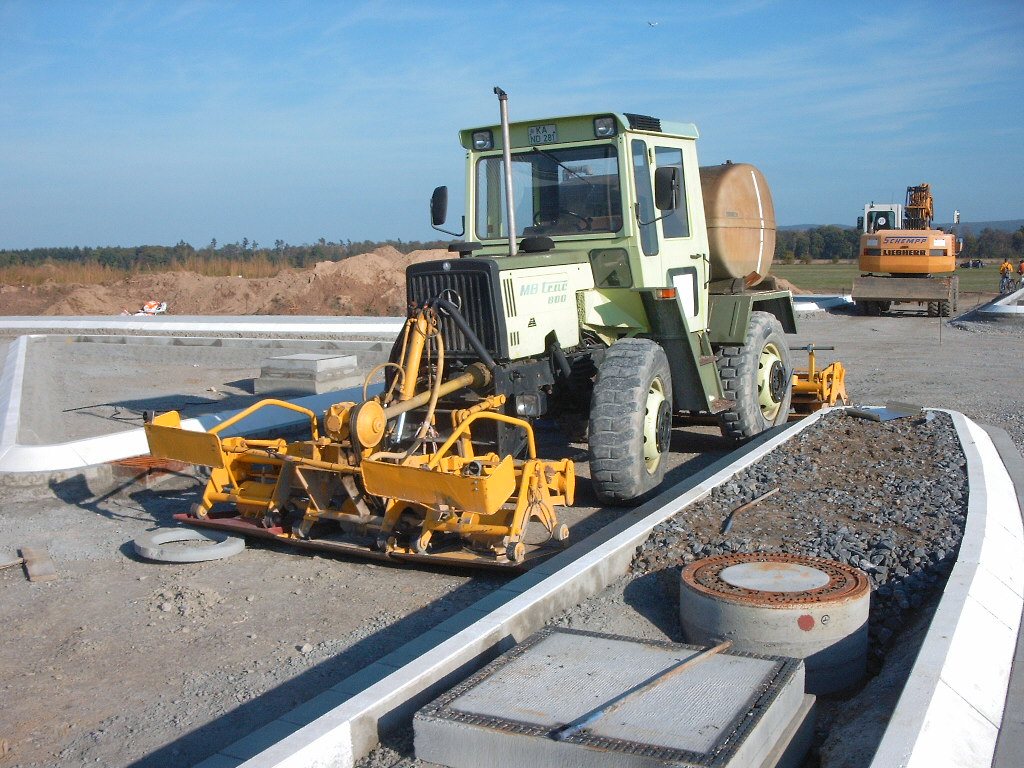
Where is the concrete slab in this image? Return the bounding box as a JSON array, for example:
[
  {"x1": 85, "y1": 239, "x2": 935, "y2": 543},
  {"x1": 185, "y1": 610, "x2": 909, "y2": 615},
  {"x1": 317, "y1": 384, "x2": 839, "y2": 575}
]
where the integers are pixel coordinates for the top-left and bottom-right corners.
[
  {"x1": 254, "y1": 353, "x2": 360, "y2": 395},
  {"x1": 972, "y1": 288, "x2": 1024, "y2": 322},
  {"x1": 414, "y1": 627, "x2": 809, "y2": 768},
  {"x1": 906, "y1": 680, "x2": 998, "y2": 768}
]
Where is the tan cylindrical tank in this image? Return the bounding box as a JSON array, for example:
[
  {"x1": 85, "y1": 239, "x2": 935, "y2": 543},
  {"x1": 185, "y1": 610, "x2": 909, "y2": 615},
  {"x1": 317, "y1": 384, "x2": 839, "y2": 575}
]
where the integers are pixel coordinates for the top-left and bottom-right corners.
[{"x1": 700, "y1": 162, "x2": 776, "y2": 286}]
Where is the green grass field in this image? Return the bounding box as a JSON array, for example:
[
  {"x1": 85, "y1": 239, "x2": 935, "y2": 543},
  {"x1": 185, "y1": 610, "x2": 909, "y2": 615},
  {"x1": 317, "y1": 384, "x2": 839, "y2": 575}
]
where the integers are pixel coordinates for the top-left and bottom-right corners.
[{"x1": 772, "y1": 260, "x2": 1005, "y2": 296}]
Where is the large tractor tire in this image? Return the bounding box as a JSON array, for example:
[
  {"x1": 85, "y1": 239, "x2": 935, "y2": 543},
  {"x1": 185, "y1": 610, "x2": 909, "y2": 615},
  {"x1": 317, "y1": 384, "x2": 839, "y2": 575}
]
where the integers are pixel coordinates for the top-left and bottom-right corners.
[
  {"x1": 717, "y1": 311, "x2": 792, "y2": 444},
  {"x1": 588, "y1": 338, "x2": 673, "y2": 506}
]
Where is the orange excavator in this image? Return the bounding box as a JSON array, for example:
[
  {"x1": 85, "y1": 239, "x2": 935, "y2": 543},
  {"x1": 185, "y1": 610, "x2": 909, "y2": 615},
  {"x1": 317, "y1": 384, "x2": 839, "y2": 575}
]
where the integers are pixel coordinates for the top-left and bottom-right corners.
[{"x1": 852, "y1": 184, "x2": 962, "y2": 317}]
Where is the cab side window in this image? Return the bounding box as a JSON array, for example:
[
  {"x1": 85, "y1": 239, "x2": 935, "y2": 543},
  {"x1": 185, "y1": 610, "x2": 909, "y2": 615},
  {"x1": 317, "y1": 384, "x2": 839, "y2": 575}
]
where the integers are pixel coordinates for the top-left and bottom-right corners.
[
  {"x1": 655, "y1": 146, "x2": 690, "y2": 239},
  {"x1": 631, "y1": 139, "x2": 658, "y2": 256}
]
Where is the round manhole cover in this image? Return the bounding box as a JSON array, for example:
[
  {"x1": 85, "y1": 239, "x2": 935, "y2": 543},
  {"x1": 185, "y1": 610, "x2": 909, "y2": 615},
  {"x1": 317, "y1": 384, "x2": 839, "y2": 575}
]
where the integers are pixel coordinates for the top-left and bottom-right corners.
[
  {"x1": 682, "y1": 552, "x2": 870, "y2": 606},
  {"x1": 719, "y1": 561, "x2": 831, "y2": 592}
]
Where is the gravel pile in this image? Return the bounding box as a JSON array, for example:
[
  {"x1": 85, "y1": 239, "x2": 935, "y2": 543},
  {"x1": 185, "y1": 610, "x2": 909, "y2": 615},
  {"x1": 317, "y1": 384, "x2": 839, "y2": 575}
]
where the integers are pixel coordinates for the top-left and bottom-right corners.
[{"x1": 630, "y1": 409, "x2": 968, "y2": 668}]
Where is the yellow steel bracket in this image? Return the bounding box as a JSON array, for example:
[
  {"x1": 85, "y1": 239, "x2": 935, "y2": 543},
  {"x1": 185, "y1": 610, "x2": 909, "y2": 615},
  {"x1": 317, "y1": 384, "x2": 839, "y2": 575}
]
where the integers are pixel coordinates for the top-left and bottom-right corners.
[{"x1": 790, "y1": 345, "x2": 850, "y2": 415}]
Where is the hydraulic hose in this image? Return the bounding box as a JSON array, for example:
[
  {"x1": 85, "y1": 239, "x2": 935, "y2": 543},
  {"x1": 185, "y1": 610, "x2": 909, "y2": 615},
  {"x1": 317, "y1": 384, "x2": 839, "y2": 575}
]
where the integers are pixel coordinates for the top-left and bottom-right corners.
[{"x1": 428, "y1": 296, "x2": 498, "y2": 371}]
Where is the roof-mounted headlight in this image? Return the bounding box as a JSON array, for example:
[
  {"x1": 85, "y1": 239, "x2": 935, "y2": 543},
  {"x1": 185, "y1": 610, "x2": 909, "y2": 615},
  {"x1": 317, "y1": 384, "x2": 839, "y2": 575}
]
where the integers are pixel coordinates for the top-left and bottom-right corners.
[
  {"x1": 472, "y1": 130, "x2": 494, "y2": 150},
  {"x1": 593, "y1": 116, "x2": 617, "y2": 138}
]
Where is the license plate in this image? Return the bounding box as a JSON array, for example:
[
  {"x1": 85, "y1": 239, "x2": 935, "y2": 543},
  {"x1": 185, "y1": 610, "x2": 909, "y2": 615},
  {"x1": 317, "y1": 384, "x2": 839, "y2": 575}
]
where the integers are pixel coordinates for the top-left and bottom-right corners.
[{"x1": 528, "y1": 124, "x2": 558, "y2": 145}]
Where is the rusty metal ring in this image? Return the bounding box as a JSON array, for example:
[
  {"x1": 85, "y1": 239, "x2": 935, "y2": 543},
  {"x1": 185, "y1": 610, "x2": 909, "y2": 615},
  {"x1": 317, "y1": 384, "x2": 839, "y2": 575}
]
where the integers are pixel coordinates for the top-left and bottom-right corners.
[{"x1": 681, "y1": 552, "x2": 870, "y2": 606}]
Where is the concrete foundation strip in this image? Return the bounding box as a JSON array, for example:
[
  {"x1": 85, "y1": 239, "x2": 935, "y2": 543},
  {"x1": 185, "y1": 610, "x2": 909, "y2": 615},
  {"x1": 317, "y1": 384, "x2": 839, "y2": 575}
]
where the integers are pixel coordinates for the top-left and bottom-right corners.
[
  {"x1": 0, "y1": 311, "x2": 823, "y2": 472},
  {"x1": 189, "y1": 408, "x2": 1021, "y2": 768},
  {"x1": 0, "y1": 335, "x2": 386, "y2": 473}
]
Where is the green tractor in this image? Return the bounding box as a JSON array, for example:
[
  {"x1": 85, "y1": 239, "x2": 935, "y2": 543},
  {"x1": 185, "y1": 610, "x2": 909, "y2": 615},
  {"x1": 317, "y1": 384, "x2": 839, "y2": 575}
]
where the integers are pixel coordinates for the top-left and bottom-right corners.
[{"x1": 404, "y1": 89, "x2": 795, "y2": 505}]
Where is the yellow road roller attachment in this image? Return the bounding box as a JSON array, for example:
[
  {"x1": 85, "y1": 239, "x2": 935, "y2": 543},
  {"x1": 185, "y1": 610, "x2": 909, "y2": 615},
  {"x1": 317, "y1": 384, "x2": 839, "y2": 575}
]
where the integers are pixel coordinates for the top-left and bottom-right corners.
[
  {"x1": 143, "y1": 306, "x2": 574, "y2": 569},
  {"x1": 789, "y1": 344, "x2": 850, "y2": 416}
]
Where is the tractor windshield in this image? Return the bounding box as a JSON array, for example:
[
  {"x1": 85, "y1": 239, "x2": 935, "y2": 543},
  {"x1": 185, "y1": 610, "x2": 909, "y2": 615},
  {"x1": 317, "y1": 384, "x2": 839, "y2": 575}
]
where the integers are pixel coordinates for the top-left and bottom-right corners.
[{"x1": 475, "y1": 144, "x2": 622, "y2": 239}]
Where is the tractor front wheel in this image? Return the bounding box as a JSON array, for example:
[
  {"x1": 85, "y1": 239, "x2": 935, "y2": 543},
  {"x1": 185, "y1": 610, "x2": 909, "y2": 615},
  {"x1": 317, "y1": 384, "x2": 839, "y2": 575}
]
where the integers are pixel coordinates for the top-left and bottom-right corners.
[
  {"x1": 588, "y1": 338, "x2": 673, "y2": 506},
  {"x1": 717, "y1": 311, "x2": 792, "y2": 444}
]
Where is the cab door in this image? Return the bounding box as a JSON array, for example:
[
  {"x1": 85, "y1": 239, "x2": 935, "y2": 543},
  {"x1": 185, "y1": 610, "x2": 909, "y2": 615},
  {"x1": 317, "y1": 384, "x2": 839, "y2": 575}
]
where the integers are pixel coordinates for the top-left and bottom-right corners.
[{"x1": 653, "y1": 142, "x2": 710, "y2": 333}]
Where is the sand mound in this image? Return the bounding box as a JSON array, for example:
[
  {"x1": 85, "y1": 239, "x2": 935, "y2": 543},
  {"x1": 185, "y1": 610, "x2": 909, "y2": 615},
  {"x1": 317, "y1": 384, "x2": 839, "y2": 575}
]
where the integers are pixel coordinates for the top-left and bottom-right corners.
[{"x1": 0, "y1": 247, "x2": 449, "y2": 317}]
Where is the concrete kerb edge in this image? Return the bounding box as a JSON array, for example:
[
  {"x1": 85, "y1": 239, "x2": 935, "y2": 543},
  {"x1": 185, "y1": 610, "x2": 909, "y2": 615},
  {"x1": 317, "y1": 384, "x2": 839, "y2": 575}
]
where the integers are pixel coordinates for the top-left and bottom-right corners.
[
  {"x1": 0, "y1": 316, "x2": 407, "y2": 335},
  {"x1": 24, "y1": 333, "x2": 394, "y2": 352},
  {"x1": 793, "y1": 294, "x2": 853, "y2": 313},
  {"x1": 986, "y1": 424, "x2": 1024, "y2": 768},
  {"x1": 867, "y1": 410, "x2": 1024, "y2": 768},
  {"x1": 975, "y1": 287, "x2": 1024, "y2": 319},
  {"x1": 229, "y1": 410, "x2": 831, "y2": 768},
  {"x1": 0, "y1": 334, "x2": 30, "y2": 451}
]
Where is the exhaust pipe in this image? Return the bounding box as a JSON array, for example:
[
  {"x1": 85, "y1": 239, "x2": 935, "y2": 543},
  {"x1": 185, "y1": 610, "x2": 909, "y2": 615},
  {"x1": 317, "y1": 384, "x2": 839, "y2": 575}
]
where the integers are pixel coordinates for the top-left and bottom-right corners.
[{"x1": 493, "y1": 86, "x2": 518, "y2": 256}]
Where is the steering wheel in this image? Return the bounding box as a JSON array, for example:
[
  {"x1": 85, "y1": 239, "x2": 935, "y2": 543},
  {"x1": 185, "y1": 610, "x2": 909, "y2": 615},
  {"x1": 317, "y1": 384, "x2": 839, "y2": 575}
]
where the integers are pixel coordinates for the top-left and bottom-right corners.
[{"x1": 533, "y1": 209, "x2": 592, "y2": 231}]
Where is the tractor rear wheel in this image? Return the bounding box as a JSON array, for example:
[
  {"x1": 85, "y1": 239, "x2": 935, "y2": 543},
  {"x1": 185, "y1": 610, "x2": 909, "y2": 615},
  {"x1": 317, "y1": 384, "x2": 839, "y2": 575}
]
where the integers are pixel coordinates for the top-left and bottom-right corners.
[
  {"x1": 717, "y1": 312, "x2": 792, "y2": 444},
  {"x1": 588, "y1": 338, "x2": 673, "y2": 506}
]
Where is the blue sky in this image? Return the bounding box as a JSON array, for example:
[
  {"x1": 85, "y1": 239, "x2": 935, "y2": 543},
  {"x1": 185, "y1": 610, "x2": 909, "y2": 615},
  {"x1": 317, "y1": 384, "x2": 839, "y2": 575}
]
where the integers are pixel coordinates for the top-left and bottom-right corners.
[{"x1": 1, "y1": 0, "x2": 1022, "y2": 249}]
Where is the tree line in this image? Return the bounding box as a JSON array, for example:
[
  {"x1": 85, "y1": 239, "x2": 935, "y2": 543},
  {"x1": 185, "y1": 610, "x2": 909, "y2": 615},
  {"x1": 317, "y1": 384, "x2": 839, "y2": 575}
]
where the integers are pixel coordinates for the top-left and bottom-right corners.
[
  {"x1": 2, "y1": 225, "x2": 1022, "y2": 280},
  {"x1": 0, "y1": 237, "x2": 452, "y2": 277},
  {"x1": 774, "y1": 225, "x2": 1024, "y2": 264}
]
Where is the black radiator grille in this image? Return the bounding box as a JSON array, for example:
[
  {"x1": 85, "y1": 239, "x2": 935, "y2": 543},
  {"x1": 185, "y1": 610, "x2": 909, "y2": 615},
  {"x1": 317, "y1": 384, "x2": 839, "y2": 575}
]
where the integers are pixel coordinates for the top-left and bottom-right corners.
[{"x1": 407, "y1": 264, "x2": 506, "y2": 359}]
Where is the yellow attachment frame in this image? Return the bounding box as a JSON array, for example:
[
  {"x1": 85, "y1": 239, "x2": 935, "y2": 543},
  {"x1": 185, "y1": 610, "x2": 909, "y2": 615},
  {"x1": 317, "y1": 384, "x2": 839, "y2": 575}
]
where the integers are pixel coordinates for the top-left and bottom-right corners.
[
  {"x1": 145, "y1": 403, "x2": 351, "y2": 520},
  {"x1": 790, "y1": 345, "x2": 850, "y2": 416},
  {"x1": 363, "y1": 410, "x2": 574, "y2": 562},
  {"x1": 142, "y1": 306, "x2": 575, "y2": 568}
]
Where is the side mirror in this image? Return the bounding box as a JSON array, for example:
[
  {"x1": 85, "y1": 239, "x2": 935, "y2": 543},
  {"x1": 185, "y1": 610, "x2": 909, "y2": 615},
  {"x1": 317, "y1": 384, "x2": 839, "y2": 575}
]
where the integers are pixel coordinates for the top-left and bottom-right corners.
[
  {"x1": 430, "y1": 186, "x2": 449, "y2": 226},
  {"x1": 654, "y1": 166, "x2": 680, "y2": 211},
  {"x1": 857, "y1": 216, "x2": 864, "y2": 232}
]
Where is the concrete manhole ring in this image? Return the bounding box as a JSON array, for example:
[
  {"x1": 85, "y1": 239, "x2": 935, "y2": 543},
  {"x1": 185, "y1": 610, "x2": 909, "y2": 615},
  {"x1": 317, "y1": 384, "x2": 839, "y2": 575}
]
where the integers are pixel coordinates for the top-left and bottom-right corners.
[
  {"x1": 134, "y1": 527, "x2": 245, "y2": 563},
  {"x1": 682, "y1": 552, "x2": 870, "y2": 605}
]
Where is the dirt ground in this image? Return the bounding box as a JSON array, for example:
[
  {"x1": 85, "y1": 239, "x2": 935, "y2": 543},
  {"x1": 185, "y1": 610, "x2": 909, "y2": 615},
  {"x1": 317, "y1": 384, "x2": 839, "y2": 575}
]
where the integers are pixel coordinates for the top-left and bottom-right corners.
[{"x1": 0, "y1": 282, "x2": 1021, "y2": 767}]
